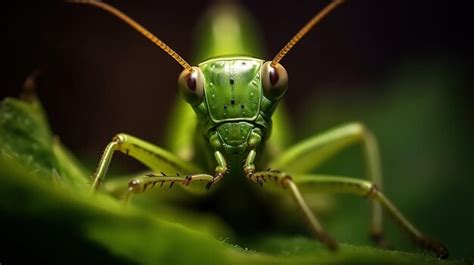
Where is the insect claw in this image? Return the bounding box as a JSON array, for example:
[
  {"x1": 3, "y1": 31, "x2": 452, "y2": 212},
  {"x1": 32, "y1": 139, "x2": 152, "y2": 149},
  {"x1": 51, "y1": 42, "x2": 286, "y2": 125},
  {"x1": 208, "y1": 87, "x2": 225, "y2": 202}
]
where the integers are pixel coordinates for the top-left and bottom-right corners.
[
  {"x1": 160, "y1": 171, "x2": 166, "y2": 176},
  {"x1": 160, "y1": 180, "x2": 164, "y2": 187},
  {"x1": 205, "y1": 181, "x2": 213, "y2": 191},
  {"x1": 169, "y1": 182, "x2": 175, "y2": 189}
]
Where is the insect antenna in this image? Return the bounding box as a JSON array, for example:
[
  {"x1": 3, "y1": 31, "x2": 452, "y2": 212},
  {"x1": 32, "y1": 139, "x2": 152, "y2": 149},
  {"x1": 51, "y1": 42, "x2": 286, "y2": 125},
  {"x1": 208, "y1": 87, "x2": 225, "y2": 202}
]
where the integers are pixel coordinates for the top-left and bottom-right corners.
[
  {"x1": 271, "y1": 0, "x2": 345, "y2": 66},
  {"x1": 67, "y1": 0, "x2": 193, "y2": 72}
]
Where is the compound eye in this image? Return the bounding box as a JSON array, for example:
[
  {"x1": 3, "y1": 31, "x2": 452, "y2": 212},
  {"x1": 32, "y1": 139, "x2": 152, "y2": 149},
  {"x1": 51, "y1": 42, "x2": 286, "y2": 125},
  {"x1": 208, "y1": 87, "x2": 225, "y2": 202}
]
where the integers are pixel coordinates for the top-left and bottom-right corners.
[
  {"x1": 262, "y1": 61, "x2": 288, "y2": 100},
  {"x1": 178, "y1": 66, "x2": 204, "y2": 105}
]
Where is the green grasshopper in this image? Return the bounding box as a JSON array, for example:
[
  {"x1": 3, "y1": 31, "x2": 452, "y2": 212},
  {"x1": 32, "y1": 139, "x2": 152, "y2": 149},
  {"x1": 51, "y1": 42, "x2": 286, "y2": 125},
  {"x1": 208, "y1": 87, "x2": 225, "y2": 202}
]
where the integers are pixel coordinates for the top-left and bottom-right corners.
[{"x1": 70, "y1": 0, "x2": 448, "y2": 258}]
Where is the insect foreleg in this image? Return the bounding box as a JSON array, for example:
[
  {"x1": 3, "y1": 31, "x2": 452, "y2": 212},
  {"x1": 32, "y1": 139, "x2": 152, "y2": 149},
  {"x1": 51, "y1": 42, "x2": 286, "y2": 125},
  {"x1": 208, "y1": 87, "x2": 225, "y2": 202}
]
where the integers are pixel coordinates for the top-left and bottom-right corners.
[
  {"x1": 269, "y1": 122, "x2": 384, "y2": 244},
  {"x1": 248, "y1": 171, "x2": 448, "y2": 258},
  {"x1": 206, "y1": 150, "x2": 227, "y2": 190},
  {"x1": 243, "y1": 130, "x2": 262, "y2": 180},
  {"x1": 122, "y1": 173, "x2": 214, "y2": 203},
  {"x1": 243, "y1": 150, "x2": 257, "y2": 178},
  {"x1": 248, "y1": 170, "x2": 338, "y2": 250},
  {"x1": 291, "y1": 174, "x2": 449, "y2": 259},
  {"x1": 91, "y1": 133, "x2": 203, "y2": 192}
]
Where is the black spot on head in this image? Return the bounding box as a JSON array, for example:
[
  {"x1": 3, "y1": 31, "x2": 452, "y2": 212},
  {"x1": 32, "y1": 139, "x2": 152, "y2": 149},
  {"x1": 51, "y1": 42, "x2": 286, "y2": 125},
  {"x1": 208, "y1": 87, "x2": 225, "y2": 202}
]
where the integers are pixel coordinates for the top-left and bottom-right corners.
[
  {"x1": 229, "y1": 78, "x2": 234, "y2": 85},
  {"x1": 224, "y1": 105, "x2": 227, "y2": 109},
  {"x1": 231, "y1": 99, "x2": 235, "y2": 105},
  {"x1": 241, "y1": 62, "x2": 246, "y2": 65},
  {"x1": 241, "y1": 104, "x2": 244, "y2": 109}
]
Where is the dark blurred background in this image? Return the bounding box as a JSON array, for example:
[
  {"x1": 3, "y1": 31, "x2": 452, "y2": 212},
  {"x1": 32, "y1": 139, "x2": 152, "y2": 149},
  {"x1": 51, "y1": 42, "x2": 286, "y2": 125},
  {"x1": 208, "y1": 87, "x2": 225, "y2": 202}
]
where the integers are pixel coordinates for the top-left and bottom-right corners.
[{"x1": 4, "y1": 0, "x2": 473, "y2": 260}]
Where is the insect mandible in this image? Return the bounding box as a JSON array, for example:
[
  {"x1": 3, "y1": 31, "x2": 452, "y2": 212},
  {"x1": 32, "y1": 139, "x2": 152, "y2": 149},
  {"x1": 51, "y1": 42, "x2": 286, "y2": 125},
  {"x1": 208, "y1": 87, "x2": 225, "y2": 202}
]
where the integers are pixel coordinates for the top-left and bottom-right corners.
[{"x1": 69, "y1": 0, "x2": 448, "y2": 258}]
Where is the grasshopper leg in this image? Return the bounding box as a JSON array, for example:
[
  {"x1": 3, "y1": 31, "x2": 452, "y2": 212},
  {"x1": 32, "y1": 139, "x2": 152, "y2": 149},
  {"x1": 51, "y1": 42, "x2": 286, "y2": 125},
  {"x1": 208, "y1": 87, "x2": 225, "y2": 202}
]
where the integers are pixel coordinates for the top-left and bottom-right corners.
[
  {"x1": 283, "y1": 176, "x2": 339, "y2": 250},
  {"x1": 91, "y1": 133, "x2": 215, "y2": 192},
  {"x1": 122, "y1": 173, "x2": 215, "y2": 203},
  {"x1": 246, "y1": 170, "x2": 338, "y2": 250},
  {"x1": 269, "y1": 122, "x2": 384, "y2": 245},
  {"x1": 248, "y1": 171, "x2": 449, "y2": 259}
]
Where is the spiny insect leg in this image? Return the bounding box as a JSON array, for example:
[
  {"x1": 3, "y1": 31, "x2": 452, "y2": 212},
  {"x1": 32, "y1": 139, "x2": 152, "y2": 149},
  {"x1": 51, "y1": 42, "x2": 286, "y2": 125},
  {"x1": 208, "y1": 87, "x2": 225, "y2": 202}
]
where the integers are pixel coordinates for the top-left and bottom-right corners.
[
  {"x1": 289, "y1": 174, "x2": 449, "y2": 259},
  {"x1": 120, "y1": 172, "x2": 216, "y2": 203},
  {"x1": 269, "y1": 123, "x2": 384, "y2": 246},
  {"x1": 248, "y1": 170, "x2": 339, "y2": 250},
  {"x1": 90, "y1": 133, "x2": 203, "y2": 192}
]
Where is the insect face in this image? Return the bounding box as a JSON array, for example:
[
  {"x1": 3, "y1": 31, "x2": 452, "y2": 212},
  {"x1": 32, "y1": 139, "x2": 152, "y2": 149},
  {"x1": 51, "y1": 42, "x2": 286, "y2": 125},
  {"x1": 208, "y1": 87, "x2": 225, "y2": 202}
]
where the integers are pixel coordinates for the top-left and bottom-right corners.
[
  {"x1": 199, "y1": 57, "x2": 263, "y2": 123},
  {"x1": 178, "y1": 57, "x2": 288, "y2": 124}
]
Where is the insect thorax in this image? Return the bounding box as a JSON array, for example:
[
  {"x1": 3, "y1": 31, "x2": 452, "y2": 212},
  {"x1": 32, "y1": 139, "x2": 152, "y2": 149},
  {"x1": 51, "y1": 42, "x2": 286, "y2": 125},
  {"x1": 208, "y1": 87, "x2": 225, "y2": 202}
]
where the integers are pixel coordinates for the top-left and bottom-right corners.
[{"x1": 191, "y1": 56, "x2": 281, "y2": 155}]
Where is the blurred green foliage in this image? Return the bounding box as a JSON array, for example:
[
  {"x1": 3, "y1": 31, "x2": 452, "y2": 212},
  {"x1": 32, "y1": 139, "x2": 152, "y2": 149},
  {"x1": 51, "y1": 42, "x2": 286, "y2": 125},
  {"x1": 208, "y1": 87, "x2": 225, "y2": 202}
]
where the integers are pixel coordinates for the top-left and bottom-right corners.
[{"x1": 0, "y1": 59, "x2": 470, "y2": 264}]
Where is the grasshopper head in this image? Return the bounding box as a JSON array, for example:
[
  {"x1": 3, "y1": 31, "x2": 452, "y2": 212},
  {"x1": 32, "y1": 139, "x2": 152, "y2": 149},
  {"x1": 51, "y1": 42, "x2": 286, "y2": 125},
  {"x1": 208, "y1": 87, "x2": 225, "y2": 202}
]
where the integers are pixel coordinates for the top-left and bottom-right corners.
[{"x1": 178, "y1": 57, "x2": 287, "y2": 124}]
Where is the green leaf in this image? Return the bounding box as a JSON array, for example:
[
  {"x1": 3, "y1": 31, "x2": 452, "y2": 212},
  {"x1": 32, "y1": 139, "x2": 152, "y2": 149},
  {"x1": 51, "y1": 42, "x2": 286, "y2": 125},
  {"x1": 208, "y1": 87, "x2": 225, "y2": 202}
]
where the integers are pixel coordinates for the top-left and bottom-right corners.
[{"x1": 0, "y1": 96, "x2": 88, "y2": 189}]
